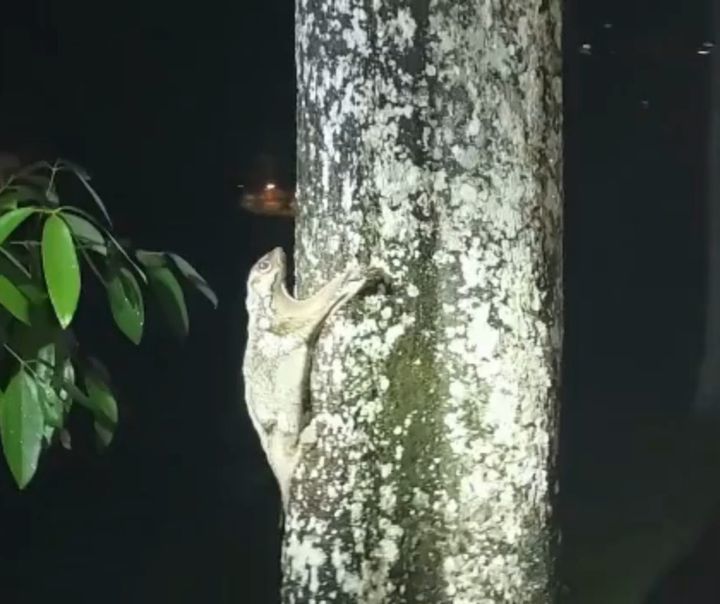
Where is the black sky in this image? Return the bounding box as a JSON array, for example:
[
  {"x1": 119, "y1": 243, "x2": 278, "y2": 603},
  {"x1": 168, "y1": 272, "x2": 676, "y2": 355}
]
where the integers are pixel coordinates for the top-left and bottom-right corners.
[{"x1": 0, "y1": 1, "x2": 718, "y2": 602}]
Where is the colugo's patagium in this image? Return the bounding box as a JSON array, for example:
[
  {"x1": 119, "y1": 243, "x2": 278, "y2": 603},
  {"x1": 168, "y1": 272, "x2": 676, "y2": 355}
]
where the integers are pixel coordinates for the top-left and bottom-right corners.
[{"x1": 242, "y1": 247, "x2": 383, "y2": 515}]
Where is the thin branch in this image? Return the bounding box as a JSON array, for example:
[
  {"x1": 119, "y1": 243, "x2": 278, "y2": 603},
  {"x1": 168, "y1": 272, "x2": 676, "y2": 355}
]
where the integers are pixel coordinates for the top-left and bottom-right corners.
[{"x1": 81, "y1": 248, "x2": 107, "y2": 287}]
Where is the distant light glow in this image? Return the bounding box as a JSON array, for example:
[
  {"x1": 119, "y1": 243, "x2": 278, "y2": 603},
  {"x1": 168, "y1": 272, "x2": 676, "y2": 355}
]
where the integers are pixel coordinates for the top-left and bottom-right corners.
[
  {"x1": 698, "y1": 41, "x2": 714, "y2": 55},
  {"x1": 240, "y1": 181, "x2": 295, "y2": 219}
]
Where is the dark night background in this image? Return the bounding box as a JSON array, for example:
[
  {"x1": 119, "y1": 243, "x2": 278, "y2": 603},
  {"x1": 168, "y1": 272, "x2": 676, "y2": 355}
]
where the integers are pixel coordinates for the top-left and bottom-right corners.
[{"x1": 0, "y1": 1, "x2": 718, "y2": 603}]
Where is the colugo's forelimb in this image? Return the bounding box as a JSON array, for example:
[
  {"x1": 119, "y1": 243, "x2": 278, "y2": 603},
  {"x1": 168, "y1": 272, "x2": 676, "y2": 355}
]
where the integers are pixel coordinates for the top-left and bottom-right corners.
[{"x1": 242, "y1": 247, "x2": 384, "y2": 517}]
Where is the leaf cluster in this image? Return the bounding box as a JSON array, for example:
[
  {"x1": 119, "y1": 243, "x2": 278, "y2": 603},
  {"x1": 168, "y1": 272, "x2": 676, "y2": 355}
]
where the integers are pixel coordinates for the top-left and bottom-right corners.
[{"x1": 0, "y1": 159, "x2": 217, "y2": 488}]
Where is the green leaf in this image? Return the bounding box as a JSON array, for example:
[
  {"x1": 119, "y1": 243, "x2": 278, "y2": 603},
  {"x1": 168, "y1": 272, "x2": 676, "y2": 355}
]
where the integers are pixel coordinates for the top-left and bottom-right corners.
[
  {"x1": 35, "y1": 345, "x2": 64, "y2": 444},
  {"x1": 18, "y1": 174, "x2": 51, "y2": 190},
  {"x1": 6, "y1": 185, "x2": 45, "y2": 204},
  {"x1": 0, "y1": 369, "x2": 44, "y2": 489},
  {"x1": 0, "y1": 207, "x2": 35, "y2": 246},
  {"x1": 60, "y1": 205, "x2": 103, "y2": 225},
  {"x1": 85, "y1": 374, "x2": 118, "y2": 448},
  {"x1": 62, "y1": 211, "x2": 107, "y2": 254},
  {"x1": 149, "y1": 267, "x2": 189, "y2": 338},
  {"x1": 17, "y1": 283, "x2": 49, "y2": 306},
  {"x1": 59, "y1": 360, "x2": 75, "y2": 409},
  {"x1": 61, "y1": 373, "x2": 118, "y2": 447},
  {"x1": 42, "y1": 214, "x2": 81, "y2": 328},
  {"x1": 106, "y1": 267, "x2": 144, "y2": 344},
  {"x1": 64, "y1": 210, "x2": 146, "y2": 282},
  {"x1": 41, "y1": 400, "x2": 62, "y2": 438},
  {"x1": 7, "y1": 296, "x2": 56, "y2": 361},
  {"x1": 0, "y1": 191, "x2": 19, "y2": 210},
  {"x1": 106, "y1": 233, "x2": 146, "y2": 283},
  {"x1": 168, "y1": 253, "x2": 218, "y2": 308},
  {"x1": 86, "y1": 356, "x2": 111, "y2": 385},
  {"x1": 33, "y1": 344, "x2": 73, "y2": 447},
  {"x1": 136, "y1": 250, "x2": 166, "y2": 269},
  {"x1": 58, "y1": 379, "x2": 93, "y2": 411},
  {"x1": 0, "y1": 275, "x2": 30, "y2": 325}
]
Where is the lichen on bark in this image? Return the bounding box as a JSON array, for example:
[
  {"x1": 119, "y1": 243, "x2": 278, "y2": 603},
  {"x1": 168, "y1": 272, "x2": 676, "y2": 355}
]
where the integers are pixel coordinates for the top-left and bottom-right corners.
[{"x1": 284, "y1": 0, "x2": 562, "y2": 602}]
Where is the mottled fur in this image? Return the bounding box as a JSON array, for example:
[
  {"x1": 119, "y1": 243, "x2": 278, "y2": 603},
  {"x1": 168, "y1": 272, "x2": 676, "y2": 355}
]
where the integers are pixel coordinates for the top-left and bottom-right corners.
[{"x1": 242, "y1": 247, "x2": 382, "y2": 516}]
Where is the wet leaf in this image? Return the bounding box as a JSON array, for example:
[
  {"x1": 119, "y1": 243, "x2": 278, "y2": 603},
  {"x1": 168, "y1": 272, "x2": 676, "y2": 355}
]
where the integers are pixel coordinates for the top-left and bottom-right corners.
[
  {"x1": 0, "y1": 275, "x2": 30, "y2": 325},
  {"x1": 106, "y1": 267, "x2": 144, "y2": 344},
  {"x1": 62, "y1": 212, "x2": 107, "y2": 254},
  {"x1": 36, "y1": 345, "x2": 64, "y2": 435},
  {"x1": 149, "y1": 267, "x2": 189, "y2": 338},
  {"x1": 42, "y1": 214, "x2": 81, "y2": 328},
  {"x1": 85, "y1": 374, "x2": 118, "y2": 448},
  {"x1": 108, "y1": 236, "x2": 147, "y2": 283},
  {"x1": 0, "y1": 369, "x2": 44, "y2": 489},
  {"x1": 0, "y1": 207, "x2": 35, "y2": 246}
]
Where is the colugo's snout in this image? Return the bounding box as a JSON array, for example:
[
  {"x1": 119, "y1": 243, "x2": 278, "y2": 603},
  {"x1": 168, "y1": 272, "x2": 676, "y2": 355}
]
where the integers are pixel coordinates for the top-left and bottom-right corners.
[{"x1": 269, "y1": 247, "x2": 285, "y2": 263}]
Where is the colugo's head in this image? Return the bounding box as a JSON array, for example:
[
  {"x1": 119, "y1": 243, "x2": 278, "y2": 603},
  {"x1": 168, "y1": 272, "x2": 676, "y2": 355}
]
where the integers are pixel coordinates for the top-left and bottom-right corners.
[{"x1": 246, "y1": 247, "x2": 287, "y2": 303}]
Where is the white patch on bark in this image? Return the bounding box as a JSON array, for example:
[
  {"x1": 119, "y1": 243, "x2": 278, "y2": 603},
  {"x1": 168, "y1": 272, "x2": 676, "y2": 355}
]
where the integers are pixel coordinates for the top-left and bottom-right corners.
[{"x1": 285, "y1": 531, "x2": 327, "y2": 594}]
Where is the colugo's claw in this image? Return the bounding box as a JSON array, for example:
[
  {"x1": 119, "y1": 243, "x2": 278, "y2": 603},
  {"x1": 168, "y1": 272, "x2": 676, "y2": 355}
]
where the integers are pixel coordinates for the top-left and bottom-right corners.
[{"x1": 341, "y1": 264, "x2": 389, "y2": 296}]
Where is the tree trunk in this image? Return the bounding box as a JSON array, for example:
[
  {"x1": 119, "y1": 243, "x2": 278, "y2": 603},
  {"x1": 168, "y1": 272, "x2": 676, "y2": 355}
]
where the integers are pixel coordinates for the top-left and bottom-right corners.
[{"x1": 284, "y1": 1, "x2": 563, "y2": 601}]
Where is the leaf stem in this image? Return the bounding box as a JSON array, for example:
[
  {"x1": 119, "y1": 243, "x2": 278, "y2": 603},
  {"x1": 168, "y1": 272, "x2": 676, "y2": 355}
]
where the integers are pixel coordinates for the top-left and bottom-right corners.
[
  {"x1": 46, "y1": 161, "x2": 59, "y2": 200},
  {"x1": 3, "y1": 343, "x2": 41, "y2": 382}
]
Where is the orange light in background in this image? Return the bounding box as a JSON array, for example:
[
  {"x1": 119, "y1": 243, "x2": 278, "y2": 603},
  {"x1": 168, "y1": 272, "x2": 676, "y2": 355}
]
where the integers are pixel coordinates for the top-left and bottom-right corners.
[{"x1": 239, "y1": 181, "x2": 296, "y2": 219}]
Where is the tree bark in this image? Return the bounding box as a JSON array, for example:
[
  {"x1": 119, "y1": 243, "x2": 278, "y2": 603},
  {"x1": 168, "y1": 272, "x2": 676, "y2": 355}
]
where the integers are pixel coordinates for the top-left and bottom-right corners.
[{"x1": 285, "y1": 1, "x2": 563, "y2": 601}]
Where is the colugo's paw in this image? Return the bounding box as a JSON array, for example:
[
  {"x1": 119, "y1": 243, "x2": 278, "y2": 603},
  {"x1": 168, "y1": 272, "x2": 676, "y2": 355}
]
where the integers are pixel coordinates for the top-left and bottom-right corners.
[
  {"x1": 299, "y1": 420, "x2": 318, "y2": 450},
  {"x1": 363, "y1": 266, "x2": 390, "y2": 286},
  {"x1": 342, "y1": 265, "x2": 389, "y2": 293}
]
